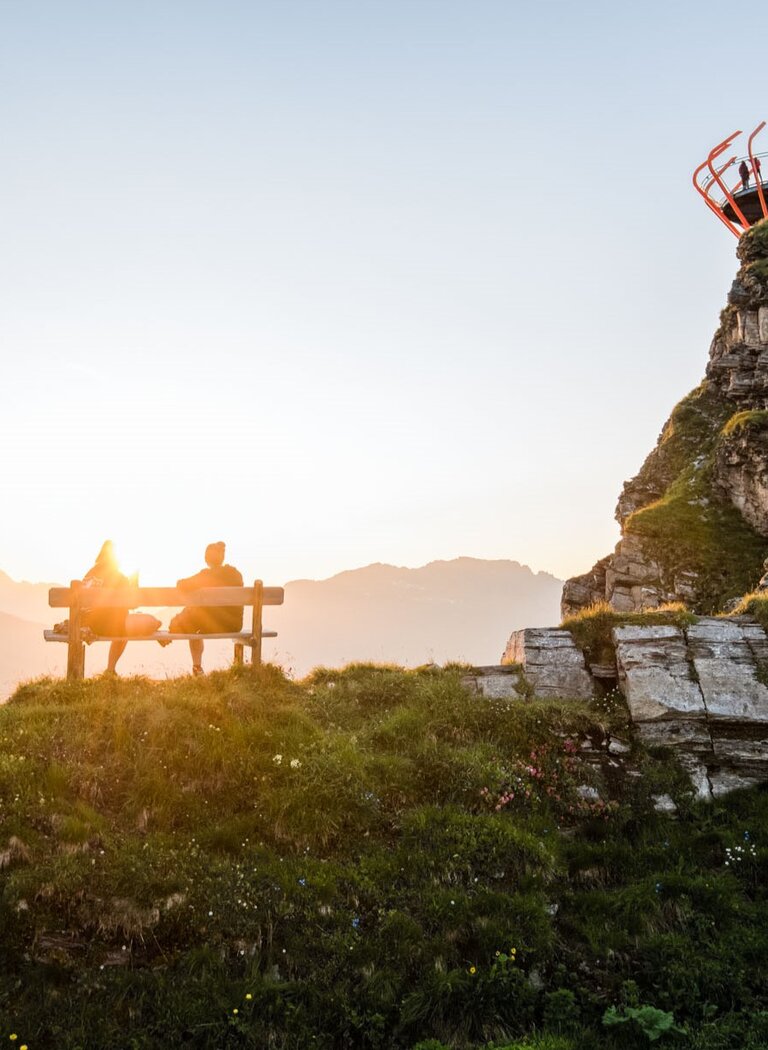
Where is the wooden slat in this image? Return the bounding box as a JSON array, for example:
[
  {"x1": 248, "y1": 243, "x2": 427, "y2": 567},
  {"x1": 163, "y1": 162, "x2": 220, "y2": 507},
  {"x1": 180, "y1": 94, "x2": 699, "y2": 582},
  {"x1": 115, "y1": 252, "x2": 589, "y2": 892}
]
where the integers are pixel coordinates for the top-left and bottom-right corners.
[
  {"x1": 48, "y1": 585, "x2": 284, "y2": 609},
  {"x1": 44, "y1": 630, "x2": 277, "y2": 643}
]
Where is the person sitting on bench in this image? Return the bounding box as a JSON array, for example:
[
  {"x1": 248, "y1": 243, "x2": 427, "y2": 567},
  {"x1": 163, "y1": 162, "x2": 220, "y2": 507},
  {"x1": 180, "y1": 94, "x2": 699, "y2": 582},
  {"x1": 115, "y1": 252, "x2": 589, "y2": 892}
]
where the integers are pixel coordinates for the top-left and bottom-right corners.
[
  {"x1": 81, "y1": 540, "x2": 136, "y2": 675},
  {"x1": 168, "y1": 541, "x2": 244, "y2": 675}
]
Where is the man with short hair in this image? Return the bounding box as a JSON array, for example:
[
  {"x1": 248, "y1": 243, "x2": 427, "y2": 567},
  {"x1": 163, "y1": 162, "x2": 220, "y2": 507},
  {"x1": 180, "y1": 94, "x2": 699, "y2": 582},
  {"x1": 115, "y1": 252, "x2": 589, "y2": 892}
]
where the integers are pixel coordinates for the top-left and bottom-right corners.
[{"x1": 169, "y1": 542, "x2": 244, "y2": 675}]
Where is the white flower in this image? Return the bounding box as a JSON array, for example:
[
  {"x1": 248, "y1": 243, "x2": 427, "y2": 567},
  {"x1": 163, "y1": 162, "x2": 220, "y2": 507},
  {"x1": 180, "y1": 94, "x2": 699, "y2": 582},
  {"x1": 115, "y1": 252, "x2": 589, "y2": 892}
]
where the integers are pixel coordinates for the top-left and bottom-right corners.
[
  {"x1": 273, "y1": 754, "x2": 282, "y2": 765},
  {"x1": 290, "y1": 758, "x2": 301, "y2": 769}
]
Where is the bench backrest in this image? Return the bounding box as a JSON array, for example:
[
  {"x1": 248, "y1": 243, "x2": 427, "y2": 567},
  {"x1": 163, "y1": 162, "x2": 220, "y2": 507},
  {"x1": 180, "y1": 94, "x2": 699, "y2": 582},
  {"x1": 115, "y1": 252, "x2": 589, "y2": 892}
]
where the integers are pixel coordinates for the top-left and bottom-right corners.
[
  {"x1": 50, "y1": 580, "x2": 284, "y2": 681},
  {"x1": 49, "y1": 585, "x2": 284, "y2": 609}
]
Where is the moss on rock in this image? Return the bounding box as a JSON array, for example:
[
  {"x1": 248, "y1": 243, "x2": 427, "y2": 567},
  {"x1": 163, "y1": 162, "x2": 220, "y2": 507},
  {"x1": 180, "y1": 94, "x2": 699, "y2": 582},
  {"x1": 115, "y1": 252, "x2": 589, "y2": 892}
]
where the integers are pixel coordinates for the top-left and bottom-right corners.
[{"x1": 619, "y1": 382, "x2": 768, "y2": 612}]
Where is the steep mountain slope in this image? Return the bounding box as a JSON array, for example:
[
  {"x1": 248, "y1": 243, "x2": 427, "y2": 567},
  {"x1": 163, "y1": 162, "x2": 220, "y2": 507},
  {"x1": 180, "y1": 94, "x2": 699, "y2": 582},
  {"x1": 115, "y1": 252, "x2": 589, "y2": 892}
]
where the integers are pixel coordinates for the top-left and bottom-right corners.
[{"x1": 563, "y1": 220, "x2": 768, "y2": 616}]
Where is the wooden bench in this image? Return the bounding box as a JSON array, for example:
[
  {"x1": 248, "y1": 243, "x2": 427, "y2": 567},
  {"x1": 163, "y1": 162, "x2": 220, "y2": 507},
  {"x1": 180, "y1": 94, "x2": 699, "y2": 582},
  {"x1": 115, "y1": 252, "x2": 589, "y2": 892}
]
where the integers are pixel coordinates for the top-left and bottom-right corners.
[{"x1": 44, "y1": 580, "x2": 284, "y2": 680}]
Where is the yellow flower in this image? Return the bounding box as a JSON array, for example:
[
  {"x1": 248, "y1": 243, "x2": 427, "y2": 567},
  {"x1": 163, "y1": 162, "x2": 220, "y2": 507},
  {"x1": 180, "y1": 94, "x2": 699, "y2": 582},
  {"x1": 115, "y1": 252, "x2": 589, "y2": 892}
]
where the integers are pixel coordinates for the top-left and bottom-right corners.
[
  {"x1": 233, "y1": 1008, "x2": 239, "y2": 1015},
  {"x1": 469, "y1": 966, "x2": 477, "y2": 974},
  {"x1": 245, "y1": 993, "x2": 253, "y2": 1001}
]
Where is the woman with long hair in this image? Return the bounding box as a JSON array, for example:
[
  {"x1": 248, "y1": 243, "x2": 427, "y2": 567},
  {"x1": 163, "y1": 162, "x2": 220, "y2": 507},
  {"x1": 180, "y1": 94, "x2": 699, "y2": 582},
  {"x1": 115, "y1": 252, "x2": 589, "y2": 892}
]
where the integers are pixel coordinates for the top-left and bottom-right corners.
[{"x1": 82, "y1": 540, "x2": 132, "y2": 674}]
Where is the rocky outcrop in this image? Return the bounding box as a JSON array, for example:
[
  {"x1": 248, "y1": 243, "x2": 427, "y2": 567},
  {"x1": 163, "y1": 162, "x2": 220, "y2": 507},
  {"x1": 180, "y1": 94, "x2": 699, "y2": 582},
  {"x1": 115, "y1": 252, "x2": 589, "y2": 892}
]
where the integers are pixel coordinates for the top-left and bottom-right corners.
[
  {"x1": 563, "y1": 223, "x2": 768, "y2": 618},
  {"x1": 713, "y1": 415, "x2": 768, "y2": 535},
  {"x1": 500, "y1": 628, "x2": 595, "y2": 699},
  {"x1": 460, "y1": 665, "x2": 524, "y2": 699},
  {"x1": 613, "y1": 617, "x2": 768, "y2": 796},
  {"x1": 493, "y1": 619, "x2": 768, "y2": 798}
]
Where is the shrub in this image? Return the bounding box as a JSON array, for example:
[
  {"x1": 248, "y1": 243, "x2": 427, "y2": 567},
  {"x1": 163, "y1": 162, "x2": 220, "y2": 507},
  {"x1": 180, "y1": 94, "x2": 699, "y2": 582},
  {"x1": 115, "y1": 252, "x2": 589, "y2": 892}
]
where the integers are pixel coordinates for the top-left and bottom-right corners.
[
  {"x1": 543, "y1": 989, "x2": 581, "y2": 1033},
  {"x1": 603, "y1": 1004, "x2": 684, "y2": 1044}
]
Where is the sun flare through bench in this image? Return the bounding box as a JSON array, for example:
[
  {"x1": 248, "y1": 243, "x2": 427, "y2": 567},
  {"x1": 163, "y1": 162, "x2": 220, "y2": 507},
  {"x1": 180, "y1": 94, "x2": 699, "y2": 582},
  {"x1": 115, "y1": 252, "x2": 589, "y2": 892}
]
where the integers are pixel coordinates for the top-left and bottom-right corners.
[{"x1": 44, "y1": 581, "x2": 284, "y2": 680}]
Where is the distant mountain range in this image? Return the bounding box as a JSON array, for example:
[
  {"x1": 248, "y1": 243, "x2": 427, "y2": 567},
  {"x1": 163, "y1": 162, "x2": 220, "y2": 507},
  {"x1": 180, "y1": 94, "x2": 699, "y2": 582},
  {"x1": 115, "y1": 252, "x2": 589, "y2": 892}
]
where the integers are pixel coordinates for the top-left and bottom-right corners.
[{"x1": 0, "y1": 558, "x2": 563, "y2": 697}]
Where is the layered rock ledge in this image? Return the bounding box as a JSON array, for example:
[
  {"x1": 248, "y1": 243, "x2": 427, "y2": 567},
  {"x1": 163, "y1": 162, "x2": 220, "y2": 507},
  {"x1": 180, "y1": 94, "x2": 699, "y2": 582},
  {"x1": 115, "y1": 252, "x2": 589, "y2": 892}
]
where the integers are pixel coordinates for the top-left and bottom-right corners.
[{"x1": 462, "y1": 618, "x2": 768, "y2": 798}]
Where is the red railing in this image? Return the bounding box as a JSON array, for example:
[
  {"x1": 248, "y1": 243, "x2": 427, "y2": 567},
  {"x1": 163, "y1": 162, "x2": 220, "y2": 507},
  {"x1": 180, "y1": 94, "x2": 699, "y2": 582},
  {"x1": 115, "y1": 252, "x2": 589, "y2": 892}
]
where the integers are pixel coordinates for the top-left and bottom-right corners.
[{"x1": 693, "y1": 123, "x2": 768, "y2": 238}]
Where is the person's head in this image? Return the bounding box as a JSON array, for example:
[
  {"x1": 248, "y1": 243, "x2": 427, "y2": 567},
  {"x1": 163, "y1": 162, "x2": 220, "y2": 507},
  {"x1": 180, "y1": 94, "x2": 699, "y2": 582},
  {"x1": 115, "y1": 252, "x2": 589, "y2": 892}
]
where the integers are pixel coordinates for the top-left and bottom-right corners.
[
  {"x1": 205, "y1": 541, "x2": 226, "y2": 568},
  {"x1": 95, "y1": 540, "x2": 117, "y2": 567}
]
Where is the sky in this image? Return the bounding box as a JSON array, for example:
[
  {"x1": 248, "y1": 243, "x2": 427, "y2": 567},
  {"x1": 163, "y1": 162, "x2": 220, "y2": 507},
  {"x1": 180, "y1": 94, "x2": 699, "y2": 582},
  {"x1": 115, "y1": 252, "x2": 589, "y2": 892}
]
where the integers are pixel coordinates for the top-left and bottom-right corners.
[{"x1": 1, "y1": 0, "x2": 764, "y2": 587}]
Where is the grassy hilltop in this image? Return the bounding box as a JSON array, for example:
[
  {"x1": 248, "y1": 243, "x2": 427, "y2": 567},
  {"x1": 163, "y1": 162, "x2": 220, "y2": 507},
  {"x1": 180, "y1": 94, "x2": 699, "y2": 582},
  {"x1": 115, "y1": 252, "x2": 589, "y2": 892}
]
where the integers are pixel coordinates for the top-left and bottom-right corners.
[{"x1": 0, "y1": 665, "x2": 767, "y2": 1049}]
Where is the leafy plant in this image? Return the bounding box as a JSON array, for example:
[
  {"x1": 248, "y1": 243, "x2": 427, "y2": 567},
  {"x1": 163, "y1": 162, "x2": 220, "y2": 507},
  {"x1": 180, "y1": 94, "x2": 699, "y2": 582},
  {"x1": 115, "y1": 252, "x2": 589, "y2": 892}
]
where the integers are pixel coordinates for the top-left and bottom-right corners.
[{"x1": 603, "y1": 1004, "x2": 685, "y2": 1043}]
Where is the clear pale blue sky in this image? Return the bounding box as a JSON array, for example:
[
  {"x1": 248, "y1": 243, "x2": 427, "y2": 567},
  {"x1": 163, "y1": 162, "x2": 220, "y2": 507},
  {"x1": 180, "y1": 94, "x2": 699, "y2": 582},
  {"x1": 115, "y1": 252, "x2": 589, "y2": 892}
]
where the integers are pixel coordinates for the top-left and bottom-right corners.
[{"x1": 0, "y1": 0, "x2": 763, "y2": 585}]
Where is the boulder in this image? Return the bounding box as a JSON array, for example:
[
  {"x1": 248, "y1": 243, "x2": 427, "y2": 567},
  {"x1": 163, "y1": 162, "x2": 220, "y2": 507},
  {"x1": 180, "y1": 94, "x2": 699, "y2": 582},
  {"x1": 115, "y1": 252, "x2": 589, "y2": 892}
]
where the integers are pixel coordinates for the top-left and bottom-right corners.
[
  {"x1": 612, "y1": 625, "x2": 706, "y2": 722},
  {"x1": 461, "y1": 666, "x2": 524, "y2": 700},
  {"x1": 501, "y1": 628, "x2": 594, "y2": 700},
  {"x1": 688, "y1": 619, "x2": 768, "y2": 723}
]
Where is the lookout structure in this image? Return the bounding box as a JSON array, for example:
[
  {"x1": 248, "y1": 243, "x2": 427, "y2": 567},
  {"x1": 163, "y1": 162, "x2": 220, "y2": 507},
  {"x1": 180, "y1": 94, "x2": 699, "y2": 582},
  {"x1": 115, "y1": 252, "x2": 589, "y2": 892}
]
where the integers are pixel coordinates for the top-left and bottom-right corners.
[{"x1": 693, "y1": 122, "x2": 768, "y2": 238}]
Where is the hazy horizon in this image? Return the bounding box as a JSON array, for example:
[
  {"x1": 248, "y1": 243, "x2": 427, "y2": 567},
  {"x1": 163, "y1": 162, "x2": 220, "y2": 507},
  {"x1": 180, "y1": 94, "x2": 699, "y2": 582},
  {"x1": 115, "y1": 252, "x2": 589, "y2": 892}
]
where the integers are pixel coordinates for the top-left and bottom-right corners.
[
  {"x1": 0, "y1": 551, "x2": 561, "y2": 590},
  {"x1": 0, "y1": 554, "x2": 564, "y2": 695}
]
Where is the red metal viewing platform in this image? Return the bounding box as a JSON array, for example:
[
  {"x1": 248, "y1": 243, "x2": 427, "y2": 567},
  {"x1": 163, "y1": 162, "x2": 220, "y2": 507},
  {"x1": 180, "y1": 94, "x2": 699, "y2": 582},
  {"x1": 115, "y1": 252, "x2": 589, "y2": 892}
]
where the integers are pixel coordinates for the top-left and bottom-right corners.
[{"x1": 693, "y1": 122, "x2": 768, "y2": 238}]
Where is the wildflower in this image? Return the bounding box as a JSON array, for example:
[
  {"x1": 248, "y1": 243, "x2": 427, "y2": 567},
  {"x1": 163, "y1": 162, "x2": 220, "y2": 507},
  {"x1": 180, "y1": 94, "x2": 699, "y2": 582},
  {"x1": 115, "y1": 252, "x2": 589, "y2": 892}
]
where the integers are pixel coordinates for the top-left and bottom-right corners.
[
  {"x1": 233, "y1": 1008, "x2": 239, "y2": 1015},
  {"x1": 352, "y1": 917, "x2": 360, "y2": 929},
  {"x1": 290, "y1": 758, "x2": 301, "y2": 768},
  {"x1": 245, "y1": 993, "x2": 253, "y2": 1001},
  {"x1": 469, "y1": 965, "x2": 477, "y2": 974},
  {"x1": 273, "y1": 754, "x2": 282, "y2": 765}
]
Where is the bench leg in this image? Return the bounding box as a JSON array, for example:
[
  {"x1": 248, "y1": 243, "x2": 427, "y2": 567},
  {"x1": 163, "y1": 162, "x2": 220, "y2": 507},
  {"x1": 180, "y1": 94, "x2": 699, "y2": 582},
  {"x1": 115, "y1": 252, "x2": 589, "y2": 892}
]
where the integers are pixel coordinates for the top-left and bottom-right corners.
[
  {"x1": 251, "y1": 579, "x2": 263, "y2": 669},
  {"x1": 67, "y1": 580, "x2": 85, "y2": 681},
  {"x1": 67, "y1": 642, "x2": 85, "y2": 681},
  {"x1": 234, "y1": 643, "x2": 244, "y2": 666}
]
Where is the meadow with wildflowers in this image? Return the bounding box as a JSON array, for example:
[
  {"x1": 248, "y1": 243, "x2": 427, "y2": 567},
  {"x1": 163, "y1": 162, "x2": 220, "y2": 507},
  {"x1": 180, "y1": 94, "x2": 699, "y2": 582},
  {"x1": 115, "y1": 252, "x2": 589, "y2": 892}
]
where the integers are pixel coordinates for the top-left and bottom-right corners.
[{"x1": 0, "y1": 664, "x2": 766, "y2": 1048}]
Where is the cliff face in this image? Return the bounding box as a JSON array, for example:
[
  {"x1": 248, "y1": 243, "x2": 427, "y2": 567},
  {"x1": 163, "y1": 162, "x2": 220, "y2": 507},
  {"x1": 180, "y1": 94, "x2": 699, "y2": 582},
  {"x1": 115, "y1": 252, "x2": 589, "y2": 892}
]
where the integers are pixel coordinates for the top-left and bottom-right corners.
[{"x1": 562, "y1": 221, "x2": 768, "y2": 618}]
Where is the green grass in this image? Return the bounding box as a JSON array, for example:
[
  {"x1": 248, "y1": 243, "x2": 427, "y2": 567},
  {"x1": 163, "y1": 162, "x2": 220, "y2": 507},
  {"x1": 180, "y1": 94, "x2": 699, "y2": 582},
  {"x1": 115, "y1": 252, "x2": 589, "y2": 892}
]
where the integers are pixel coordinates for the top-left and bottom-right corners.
[
  {"x1": 620, "y1": 383, "x2": 768, "y2": 613},
  {"x1": 0, "y1": 666, "x2": 767, "y2": 1048},
  {"x1": 720, "y1": 409, "x2": 768, "y2": 437},
  {"x1": 561, "y1": 602, "x2": 696, "y2": 667},
  {"x1": 727, "y1": 590, "x2": 768, "y2": 630}
]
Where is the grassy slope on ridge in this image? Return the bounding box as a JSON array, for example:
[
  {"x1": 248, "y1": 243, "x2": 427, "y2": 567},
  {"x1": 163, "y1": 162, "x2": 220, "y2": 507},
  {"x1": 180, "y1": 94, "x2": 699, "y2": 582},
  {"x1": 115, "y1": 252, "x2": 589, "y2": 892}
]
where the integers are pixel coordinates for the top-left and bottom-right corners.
[
  {"x1": 618, "y1": 220, "x2": 768, "y2": 613},
  {"x1": 0, "y1": 666, "x2": 766, "y2": 1049},
  {"x1": 622, "y1": 383, "x2": 767, "y2": 612}
]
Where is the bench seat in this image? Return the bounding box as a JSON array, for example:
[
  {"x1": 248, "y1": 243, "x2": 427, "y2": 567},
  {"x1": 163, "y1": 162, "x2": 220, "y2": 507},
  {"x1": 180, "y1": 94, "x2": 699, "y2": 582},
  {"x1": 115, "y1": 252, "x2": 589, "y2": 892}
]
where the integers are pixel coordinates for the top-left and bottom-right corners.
[{"x1": 44, "y1": 630, "x2": 278, "y2": 644}]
